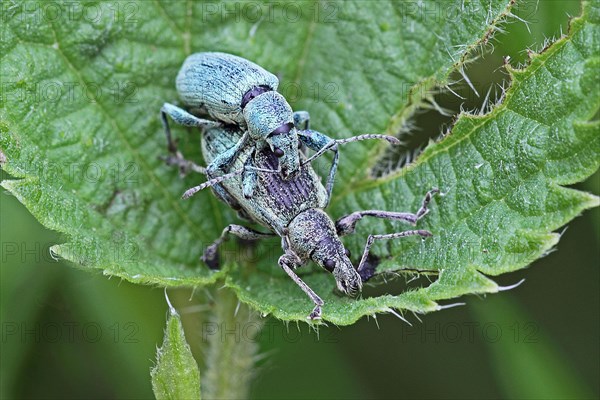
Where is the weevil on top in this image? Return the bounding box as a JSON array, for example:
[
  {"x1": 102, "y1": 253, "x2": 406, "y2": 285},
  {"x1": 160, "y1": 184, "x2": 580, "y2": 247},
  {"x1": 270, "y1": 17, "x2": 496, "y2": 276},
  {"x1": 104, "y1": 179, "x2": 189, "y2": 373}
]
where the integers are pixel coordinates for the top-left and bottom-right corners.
[
  {"x1": 161, "y1": 52, "x2": 400, "y2": 199},
  {"x1": 161, "y1": 52, "x2": 438, "y2": 320}
]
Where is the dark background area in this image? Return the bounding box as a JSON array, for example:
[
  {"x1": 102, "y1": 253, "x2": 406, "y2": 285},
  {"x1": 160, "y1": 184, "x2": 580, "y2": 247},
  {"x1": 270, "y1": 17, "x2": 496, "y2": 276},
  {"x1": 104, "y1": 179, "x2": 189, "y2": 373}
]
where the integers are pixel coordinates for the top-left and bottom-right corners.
[{"x1": 1, "y1": 1, "x2": 598, "y2": 399}]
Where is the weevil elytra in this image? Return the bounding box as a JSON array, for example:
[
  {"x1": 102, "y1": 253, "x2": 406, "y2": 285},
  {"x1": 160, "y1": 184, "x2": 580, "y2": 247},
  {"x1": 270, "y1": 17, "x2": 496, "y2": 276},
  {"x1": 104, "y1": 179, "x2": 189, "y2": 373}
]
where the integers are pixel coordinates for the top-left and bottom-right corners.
[
  {"x1": 160, "y1": 52, "x2": 400, "y2": 199},
  {"x1": 163, "y1": 123, "x2": 438, "y2": 320}
]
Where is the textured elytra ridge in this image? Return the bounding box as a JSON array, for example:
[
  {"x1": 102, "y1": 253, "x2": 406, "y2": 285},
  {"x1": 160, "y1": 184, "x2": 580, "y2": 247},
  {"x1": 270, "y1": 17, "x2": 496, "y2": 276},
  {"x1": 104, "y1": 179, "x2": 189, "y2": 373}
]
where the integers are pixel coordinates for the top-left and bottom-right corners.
[{"x1": 0, "y1": 1, "x2": 597, "y2": 324}]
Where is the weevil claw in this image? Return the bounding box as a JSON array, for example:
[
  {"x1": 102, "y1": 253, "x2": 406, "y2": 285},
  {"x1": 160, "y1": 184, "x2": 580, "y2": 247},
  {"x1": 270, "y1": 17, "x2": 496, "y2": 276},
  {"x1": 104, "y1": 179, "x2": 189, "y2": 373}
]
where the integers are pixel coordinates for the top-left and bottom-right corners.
[
  {"x1": 201, "y1": 244, "x2": 220, "y2": 270},
  {"x1": 307, "y1": 305, "x2": 322, "y2": 320}
]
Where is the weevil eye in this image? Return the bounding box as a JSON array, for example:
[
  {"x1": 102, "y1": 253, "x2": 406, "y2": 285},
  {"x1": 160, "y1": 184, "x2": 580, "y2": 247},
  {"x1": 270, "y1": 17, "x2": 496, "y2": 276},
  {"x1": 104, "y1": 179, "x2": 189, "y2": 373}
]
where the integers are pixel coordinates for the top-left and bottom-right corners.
[
  {"x1": 344, "y1": 248, "x2": 351, "y2": 258},
  {"x1": 241, "y1": 85, "x2": 271, "y2": 109},
  {"x1": 274, "y1": 147, "x2": 284, "y2": 157},
  {"x1": 269, "y1": 122, "x2": 293, "y2": 138},
  {"x1": 323, "y1": 259, "x2": 336, "y2": 272}
]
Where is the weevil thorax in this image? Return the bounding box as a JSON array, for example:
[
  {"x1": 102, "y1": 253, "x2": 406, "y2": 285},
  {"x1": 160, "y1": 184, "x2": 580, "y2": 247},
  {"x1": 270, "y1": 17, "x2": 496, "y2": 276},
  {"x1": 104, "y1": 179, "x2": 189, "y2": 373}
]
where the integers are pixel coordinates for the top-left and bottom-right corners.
[
  {"x1": 243, "y1": 91, "x2": 300, "y2": 178},
  {"x1": 287, "y1": 209, "x2": 362, "y2": 296}
]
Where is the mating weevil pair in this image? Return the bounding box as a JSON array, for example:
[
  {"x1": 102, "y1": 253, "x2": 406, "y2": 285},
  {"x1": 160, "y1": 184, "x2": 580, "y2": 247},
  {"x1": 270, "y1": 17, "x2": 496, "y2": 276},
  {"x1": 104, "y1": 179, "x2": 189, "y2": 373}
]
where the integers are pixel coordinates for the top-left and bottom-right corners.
[
  {"x1": 161, "y1": 52, "x2": 399, "y2": 200},
  {"x1": 161, "y1": 52, "x2": 438, "y2": 319}
]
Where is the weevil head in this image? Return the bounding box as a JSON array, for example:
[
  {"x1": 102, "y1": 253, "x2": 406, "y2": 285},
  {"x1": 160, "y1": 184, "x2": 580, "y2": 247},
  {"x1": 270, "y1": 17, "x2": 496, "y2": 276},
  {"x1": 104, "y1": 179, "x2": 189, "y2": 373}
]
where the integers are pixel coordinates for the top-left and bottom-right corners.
[
  {"x1": 267, "y1": 123, "x2": 300, "y2": 178},
  {"x1": 288, "y1": 209, "x2": 363, "y2": 297},
  {"x1": 323, "y1": 251, "x2": 362, "y2": 297},
  {"x1": 243, "y1": 91, "x2": 300, "y2": 178}
]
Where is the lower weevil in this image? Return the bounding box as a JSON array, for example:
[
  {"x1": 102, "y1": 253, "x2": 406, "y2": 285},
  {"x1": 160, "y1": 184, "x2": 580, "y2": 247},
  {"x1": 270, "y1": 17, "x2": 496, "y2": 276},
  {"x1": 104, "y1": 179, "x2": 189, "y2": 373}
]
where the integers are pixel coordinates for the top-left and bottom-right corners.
[{"x1": 165, "y1": 124, "x2": 437, "y2": 319}]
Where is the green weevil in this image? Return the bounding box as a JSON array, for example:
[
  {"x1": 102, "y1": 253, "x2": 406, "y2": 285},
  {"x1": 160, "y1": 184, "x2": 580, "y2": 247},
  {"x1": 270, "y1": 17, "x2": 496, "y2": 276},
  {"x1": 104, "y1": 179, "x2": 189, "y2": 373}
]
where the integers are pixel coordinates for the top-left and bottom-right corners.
[
  {"x1": 161, "y1": 52, "x2": 400, "y2": 200},
  {"x1": 163, "y1": 123, "x2": 438, "y2": 320}
]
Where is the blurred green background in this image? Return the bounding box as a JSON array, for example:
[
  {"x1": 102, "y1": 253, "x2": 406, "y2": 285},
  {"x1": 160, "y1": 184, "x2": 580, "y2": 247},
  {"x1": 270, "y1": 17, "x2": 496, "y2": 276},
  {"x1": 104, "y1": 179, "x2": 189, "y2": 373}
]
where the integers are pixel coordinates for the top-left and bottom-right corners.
[{"x1": 1, "y1": 1, "x2": 597, "y2": 399}]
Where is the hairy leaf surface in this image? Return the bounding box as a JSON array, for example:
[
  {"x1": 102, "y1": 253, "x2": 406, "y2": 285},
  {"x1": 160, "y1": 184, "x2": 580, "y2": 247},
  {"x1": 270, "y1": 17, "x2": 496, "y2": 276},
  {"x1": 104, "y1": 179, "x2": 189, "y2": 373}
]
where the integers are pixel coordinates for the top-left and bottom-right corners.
[{"x1": 1, "y1": 0, "x2": 597, "y2": 324}]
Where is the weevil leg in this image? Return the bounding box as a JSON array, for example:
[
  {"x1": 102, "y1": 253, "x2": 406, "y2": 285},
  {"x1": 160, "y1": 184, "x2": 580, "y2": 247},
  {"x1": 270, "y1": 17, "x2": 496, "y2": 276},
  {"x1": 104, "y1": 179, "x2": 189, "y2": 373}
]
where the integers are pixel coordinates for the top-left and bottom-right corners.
[
  {"x1": 209, "y1": 182, "x2": 250, "y2": 220},
  {"x1": 293, "y1": 110, "x2": 311, "y2": 130},
  {"x1": 161, "y1": 103, "x2": 219, "y2": 130},
  {"x1": 182, "y1": 163, "x2": 279, "y2": 199},
  {"x1": 160, "y1": 104, "x2": 209, "y2": 176},
  {"x1": 336, "y1": 189, "x2": 439, "y2": 236},
  {"x1": 301, "y1": 131, "x2": 400, "y2": 167},
  {"x1": 297, "y1": 130, "x2": 339, "y2": 204},
  {"x1": 297, "y1": 130, "x2": 400, "y2": 205},
  {"x1": 241, "y1": 155, "x2": 258, "y2": 199},
  {"x1": 161, "y1": 152, "x2": 206, "y2": 177},
  {"x1": 182, "y1": 168, "x2": 245, "y2": 199},
  {"x1": 299, "y1": 130, "x2": 400, "y2": 168},
  {"x1": 293, "y1": 111, "x2": 311, "y2": 156},
  {"x1": 278, "y1": 251, "x2": 324, "y2": 320},
  {"x1": 205, "y1": 131, "x2": 251, "y2": 175},
  {"x1": 201, "y1": 225, "x2": 275, "y2": 269},
  {"x1": 356, "y1": 230, "x2": 433, "y2": 275},
  {"x1": 324, "y1": 149, "x2": 340, "y2": 204},
  {"x1": 182, "y1": 133, "x2": 277, "y2": 199},
  {"x1": 297, "y1": 129, "x2": 335, "y2": 158}
]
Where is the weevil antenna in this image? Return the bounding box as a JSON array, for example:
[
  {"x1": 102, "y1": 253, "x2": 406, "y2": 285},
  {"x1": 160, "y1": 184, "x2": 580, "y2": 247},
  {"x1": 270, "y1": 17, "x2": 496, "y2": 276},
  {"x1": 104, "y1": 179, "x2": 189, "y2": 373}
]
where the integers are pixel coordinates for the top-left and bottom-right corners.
[
  {"x1": 302, "y1": 134, "x2": 400, "y2": 166},
  {"x1": 182, "y1": 165, "x2": 280, "y2": 199}
]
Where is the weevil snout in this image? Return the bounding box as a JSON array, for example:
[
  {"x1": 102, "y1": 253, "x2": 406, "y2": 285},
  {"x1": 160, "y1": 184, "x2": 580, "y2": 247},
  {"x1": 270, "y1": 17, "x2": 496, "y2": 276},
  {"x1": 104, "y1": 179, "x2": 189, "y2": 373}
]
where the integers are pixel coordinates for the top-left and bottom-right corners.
[
  {"x1": 243, "y1": 92, "x2": 300, "y2": 179},
  {"x1": 279, "y1": 160, "x2": 300, "y2": 179},
  {"x1": 268, "y1": 126, "x2": 300, "y2": 179},
  {"x1": 321, "y1": 251, "x2": 362, "y2": 296},
  {"x1": 321, "y1": 254, "x2": 362, "y2": 297},
  {"x1": 333, "y1": 258, "x2": 362, "y2": 297},
  {"x1": 280, "y1": 164, "x2": 291, "y2": 178}
]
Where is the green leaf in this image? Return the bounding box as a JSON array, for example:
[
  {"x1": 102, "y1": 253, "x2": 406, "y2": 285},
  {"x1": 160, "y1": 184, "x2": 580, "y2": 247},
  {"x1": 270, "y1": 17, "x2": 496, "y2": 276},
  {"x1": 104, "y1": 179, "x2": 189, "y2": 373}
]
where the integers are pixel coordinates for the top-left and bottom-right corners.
[
  {"x1": 1, "y1": 1, "x2": 597, "y2": 325},
  {"x1": 151, "y1": 303, "x2": 201, "y2": 400},
  {"x1": 224, "y1": 2, "x2": 600, "y2": 323}
]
